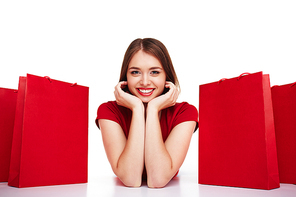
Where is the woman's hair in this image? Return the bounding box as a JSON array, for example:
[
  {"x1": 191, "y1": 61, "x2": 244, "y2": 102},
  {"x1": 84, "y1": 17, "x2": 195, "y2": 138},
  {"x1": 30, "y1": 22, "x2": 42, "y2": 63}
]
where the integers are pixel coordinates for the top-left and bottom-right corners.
[{"x1": 119, "y1": 38, "x2": 180, "y2": 93}]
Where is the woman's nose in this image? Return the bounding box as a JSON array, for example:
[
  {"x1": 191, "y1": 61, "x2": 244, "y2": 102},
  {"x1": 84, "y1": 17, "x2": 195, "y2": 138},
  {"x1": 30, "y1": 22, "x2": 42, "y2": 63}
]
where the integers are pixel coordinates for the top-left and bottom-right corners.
[{"x1": 140, "y1": 74, "x2": 150, "y2": 86}]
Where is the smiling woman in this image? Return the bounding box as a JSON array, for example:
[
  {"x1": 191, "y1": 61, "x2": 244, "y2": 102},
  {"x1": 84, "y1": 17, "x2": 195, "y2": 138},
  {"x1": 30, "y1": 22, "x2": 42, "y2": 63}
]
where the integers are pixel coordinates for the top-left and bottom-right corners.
[
  {"x1": 95, "y1": 38, "x2": 198, "y2": 188},
  {"x1": 126, "y1": 50, "x2": 166, "y2": 103}
]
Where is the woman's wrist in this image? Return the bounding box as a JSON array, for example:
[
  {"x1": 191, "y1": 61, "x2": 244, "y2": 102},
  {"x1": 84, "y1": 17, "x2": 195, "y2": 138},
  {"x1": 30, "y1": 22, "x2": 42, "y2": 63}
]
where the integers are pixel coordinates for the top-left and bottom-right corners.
[
  {"x1": 132, "y1": 100, "x2": 145, "y2": 113},
  {"x1": 147, "y1": 102, "x2": 160, "y2": 115}
]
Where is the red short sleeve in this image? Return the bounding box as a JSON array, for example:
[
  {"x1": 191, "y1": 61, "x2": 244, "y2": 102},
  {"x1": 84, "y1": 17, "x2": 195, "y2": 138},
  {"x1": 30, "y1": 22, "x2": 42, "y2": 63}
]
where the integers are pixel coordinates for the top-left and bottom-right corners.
[
  {"x1": 95, "y1": 101, "x2": 131, "y2": 136},
  {"x1": 96, "y1": 101, "x2": 121, "y2": 128},
  {"x1": 171, "y1": 102, "x2": 199, "y2": 131}
]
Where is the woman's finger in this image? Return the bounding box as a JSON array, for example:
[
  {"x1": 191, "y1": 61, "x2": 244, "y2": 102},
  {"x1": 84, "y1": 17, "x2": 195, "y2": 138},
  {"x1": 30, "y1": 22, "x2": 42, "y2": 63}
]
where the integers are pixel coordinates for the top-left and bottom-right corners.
[
  {"x1": 115, "y1": 81, "x2": 127, "y2": 91},
  {"x1": 165, "y1": 81, "x2": 178, "y2": 96},
  {"x1": 165, "y1": 81, "x2": 174, "y2": 88},
  {"x1": 119, "y1": 81, "x2": 128, "y2": 89}
]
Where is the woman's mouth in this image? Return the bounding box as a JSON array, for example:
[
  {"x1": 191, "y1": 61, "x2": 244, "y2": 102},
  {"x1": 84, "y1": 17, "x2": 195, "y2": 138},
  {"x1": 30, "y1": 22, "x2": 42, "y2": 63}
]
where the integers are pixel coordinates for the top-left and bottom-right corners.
[{"x1": 137, "y1": 88, "x2": 154, "y2": 96}]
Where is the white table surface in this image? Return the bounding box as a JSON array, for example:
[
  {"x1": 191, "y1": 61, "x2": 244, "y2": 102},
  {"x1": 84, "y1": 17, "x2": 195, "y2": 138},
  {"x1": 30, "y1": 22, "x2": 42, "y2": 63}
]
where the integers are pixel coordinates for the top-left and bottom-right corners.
[{"x1": 1, "y1": 131, "x2": 296, "y2": 197}]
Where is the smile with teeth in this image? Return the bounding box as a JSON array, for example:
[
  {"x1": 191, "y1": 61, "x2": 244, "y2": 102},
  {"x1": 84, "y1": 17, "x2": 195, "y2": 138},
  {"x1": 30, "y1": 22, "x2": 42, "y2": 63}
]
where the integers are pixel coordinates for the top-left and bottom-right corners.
[
  {"x1": 137, "y1": 88, "x2": 155, "y2": 96},
  {"x1": 139, "y1": 89, "x2": 153, "y2": 93}
]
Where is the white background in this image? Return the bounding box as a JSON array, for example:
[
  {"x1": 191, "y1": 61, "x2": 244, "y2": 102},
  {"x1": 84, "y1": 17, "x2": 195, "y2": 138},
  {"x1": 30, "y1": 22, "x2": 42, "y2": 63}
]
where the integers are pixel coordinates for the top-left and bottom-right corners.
[{"x1": 1, "y1": 0, "x2": 296, "y2": 196}]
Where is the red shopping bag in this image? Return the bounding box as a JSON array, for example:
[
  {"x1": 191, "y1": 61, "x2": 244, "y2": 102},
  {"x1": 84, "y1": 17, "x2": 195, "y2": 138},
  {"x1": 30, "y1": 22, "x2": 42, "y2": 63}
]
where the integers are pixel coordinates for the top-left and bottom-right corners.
[
  {"x1": 8, "y1": 74, "x2": 89, "y2": 188},
  {"x1": 0, "y1": 87, "x2": 17, "y2": 182},
  {"x1": 271, "y1": 82, "x2": 296, "y2": 184},
  {"x1": 199, "y1": 71, "x2": 279, "y2": 190}
]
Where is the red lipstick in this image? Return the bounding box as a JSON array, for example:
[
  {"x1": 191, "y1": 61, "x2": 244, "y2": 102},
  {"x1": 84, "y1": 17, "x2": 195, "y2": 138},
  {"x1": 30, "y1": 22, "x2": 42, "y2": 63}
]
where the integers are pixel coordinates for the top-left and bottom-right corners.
[{"x1": 137, "y1": 88, "x2": 154, "y2": 96}]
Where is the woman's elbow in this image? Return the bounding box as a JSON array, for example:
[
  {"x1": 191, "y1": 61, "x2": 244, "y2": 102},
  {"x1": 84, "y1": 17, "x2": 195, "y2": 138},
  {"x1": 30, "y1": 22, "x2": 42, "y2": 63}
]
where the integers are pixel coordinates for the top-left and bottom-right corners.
[
  {"x1": 147, "y1": 176, "x2": 171, "y2": 188},
  {"x1": 122, "y1": 179, "x2": 142, "y2": 188},
  {"x1": 118, "y1": 174, "x2": 142, "y2": 187}
]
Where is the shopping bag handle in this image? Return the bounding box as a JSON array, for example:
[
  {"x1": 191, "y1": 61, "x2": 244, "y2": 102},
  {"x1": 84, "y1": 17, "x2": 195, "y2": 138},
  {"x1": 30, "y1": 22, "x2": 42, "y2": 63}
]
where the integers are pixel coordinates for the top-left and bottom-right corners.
[
  {"x1": 237, "y1": 72, "x2": 251, "y2": 81},
  {"x1": 218, "y1": 78, "x2": 227, "y2": 84},
  {"x1": 45, "y1": 76, "x2": 52, "y2": 83},
  {"x1": 218, "y1": 72, "x2": 251, "y2": 84},
  {"x1": 44, "y1": 76, "x2": 77, "y2": 87}
]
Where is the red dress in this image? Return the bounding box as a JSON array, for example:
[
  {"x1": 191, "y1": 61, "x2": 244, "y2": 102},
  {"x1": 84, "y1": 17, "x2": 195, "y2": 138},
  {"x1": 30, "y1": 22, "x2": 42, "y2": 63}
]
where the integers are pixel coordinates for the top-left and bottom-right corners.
[{"x1": 95, "y1": 101, "x2": 198, "y2": 178}]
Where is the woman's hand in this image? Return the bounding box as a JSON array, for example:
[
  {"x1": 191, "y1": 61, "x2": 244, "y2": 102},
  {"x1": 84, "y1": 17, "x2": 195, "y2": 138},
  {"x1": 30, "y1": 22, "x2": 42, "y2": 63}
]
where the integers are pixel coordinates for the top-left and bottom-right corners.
[
  {"x1": 148, "y1": 81, "x2": 179, "y2": 112},
  {"x1": 114, "y1": 81, "x2": 143, "y2": 110}
]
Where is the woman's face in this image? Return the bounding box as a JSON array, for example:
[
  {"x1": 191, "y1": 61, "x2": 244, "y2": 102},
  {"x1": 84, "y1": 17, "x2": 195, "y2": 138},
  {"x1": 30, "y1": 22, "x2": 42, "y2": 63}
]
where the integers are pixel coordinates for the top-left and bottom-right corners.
[{"x1": 126, "y1": 50, "x2": 166, "y2": 103}]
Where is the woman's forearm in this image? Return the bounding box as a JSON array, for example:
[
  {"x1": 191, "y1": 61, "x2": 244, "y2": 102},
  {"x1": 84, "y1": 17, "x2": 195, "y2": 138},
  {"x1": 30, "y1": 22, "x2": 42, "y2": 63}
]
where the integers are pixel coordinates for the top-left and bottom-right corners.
[
  {"x1": 144, "y1": 107, "x2": 176, "y2": 188},
  {"x1": 116, "y1": 105, "x2": 145, "y2": 187}
]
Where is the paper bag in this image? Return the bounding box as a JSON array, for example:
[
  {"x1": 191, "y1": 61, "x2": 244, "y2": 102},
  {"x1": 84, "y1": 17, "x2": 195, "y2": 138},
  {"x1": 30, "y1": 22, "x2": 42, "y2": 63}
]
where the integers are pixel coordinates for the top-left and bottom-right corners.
[
  {"x1": 8, "y1": 74, "x2": 89, "y2": 187},
  {"x1": 0, "y1": 87, "x2": 17, "y2": 182},
  {"x1": 271, "y1": 82, "x2": 296, "y2": 184},
  {"x1": 199, "y1": 71, "x2": 279, "y2": 190}
]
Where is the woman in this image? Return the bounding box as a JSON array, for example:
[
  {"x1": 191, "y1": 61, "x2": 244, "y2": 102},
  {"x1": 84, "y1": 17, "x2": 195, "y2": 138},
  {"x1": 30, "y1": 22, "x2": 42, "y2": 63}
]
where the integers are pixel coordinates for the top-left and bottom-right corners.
[{"x1": 96, "y1": 38, "x2": 198, "y2": 188}]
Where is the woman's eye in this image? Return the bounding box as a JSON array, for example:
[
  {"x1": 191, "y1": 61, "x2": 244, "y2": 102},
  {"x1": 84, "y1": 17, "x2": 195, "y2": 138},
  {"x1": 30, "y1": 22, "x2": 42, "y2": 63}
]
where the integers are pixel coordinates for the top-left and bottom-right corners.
[
  {"x1": 151, "y1": 71, "x2": 160, "y2": 75},
  {"x1": 131, "y1": 71, "x2": 140, "y2": 75}
]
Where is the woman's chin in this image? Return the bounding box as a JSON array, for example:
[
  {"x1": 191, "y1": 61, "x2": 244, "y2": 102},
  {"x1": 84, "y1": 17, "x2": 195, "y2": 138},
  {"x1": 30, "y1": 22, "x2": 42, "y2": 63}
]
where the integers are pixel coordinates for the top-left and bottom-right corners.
[
  {"x1": 141, "y1": 99, "x2": 151, "y2": 103},
  {"x1": 139, "y1": 97, "x2": 153, "y2": 104}
]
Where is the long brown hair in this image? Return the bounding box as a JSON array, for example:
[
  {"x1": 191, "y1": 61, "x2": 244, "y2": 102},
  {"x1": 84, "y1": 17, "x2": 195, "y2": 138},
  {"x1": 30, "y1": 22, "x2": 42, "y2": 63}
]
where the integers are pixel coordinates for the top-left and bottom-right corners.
[{"x1": 119, "y1": 38, "x2": 180, "y2": 93}]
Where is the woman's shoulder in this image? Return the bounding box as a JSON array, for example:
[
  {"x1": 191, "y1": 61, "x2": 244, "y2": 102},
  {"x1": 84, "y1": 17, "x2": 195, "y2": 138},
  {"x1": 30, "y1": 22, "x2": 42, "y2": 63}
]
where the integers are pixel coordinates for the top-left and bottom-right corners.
[
  {"x1": 164, "y1": 102, "x2": 198, "y2": 131},
  {"x1": 98, "y1": 101, "x2": 118, "y2": 110},
  {"x1": 98, "y1": 101, "x2": 130, "y2": 115},
  {"x1": 164, "y1": 102, "x2": 198, "y2": 121},
  {"x1": 170, "y1": 102, "x2": 198, "y2": 113},
  {"x1": 174, "y1": 102, "x2": 195, "y2": 107},
  {"x1": 96, "y1": 101, "x2": 132, "y2": 129}
]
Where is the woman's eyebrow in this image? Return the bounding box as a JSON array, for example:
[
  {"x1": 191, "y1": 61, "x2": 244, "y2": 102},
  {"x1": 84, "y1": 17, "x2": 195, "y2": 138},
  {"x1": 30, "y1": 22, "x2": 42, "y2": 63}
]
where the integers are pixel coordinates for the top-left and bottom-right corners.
[
  {"x1": 128, "y1": 67, "x2": 140, "y2": 70},
  {"x1": 150, "y1": 67, "x2": 163, "y2": 70},
  {"x1": 128, "y1": 66, "x2": 163, "y2": 70}
]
